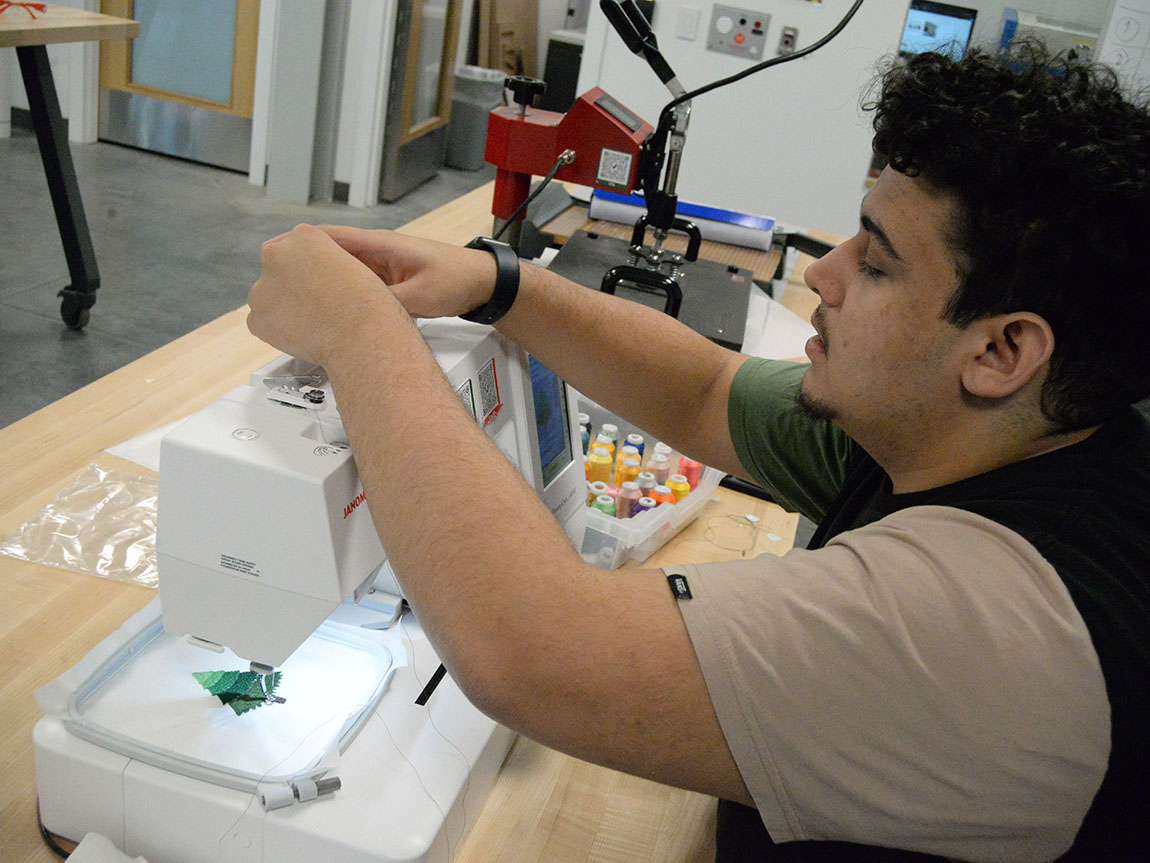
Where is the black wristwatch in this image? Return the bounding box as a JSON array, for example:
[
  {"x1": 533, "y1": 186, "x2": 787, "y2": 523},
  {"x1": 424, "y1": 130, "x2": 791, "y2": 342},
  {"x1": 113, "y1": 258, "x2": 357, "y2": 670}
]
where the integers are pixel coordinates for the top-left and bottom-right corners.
[{"x1": 459, "y1": 236, "x2": 520, "y2": 325}]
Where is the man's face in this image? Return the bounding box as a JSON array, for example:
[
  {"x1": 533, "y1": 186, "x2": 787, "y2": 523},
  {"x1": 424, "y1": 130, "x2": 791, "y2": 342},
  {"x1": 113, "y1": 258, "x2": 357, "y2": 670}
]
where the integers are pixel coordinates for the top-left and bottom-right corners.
[{"x1": 799, "y1": 168, "x2": 969, "y2": 447}]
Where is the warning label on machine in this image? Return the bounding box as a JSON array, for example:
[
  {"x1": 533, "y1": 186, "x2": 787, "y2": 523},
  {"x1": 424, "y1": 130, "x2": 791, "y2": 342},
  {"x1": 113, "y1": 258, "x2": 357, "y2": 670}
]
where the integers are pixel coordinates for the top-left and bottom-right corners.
[
  {"x1": 456, "y1": 379, "x2": 477, "y2": 421},
  {"x1": 477, "y1": 357, "x2": 502, "y2": 425},
  {"x1": 220, "y1": 554, "x2": 260, "y2": 577}
]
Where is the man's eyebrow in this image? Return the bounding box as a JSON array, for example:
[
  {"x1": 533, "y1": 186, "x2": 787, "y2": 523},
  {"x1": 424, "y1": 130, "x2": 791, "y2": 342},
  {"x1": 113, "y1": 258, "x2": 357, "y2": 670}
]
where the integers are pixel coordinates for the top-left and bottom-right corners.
[{"x1": 860, "y1": 213, "x2": 903, "y2": 262}]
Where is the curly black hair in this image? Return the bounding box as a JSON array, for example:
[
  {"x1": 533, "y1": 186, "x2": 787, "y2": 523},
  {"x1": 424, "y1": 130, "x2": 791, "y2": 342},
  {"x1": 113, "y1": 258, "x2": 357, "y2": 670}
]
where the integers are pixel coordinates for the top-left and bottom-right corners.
[{"x1": 865, "y1": 42, "x2": 1150, "y2": 431}]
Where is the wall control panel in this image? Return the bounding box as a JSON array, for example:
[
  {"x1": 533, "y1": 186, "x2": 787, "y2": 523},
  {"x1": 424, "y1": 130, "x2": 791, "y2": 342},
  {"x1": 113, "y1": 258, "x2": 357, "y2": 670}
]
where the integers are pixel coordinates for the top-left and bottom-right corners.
[{"x1": 706, "y1": 4, "x2": 770, "y2": 60}]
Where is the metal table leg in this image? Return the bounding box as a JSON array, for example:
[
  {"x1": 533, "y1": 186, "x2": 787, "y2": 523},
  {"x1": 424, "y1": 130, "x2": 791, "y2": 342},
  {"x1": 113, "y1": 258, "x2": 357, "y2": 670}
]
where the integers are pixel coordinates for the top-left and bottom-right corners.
[{"x1": 16, "y1": 43, "x2": 100, "y2": 330}]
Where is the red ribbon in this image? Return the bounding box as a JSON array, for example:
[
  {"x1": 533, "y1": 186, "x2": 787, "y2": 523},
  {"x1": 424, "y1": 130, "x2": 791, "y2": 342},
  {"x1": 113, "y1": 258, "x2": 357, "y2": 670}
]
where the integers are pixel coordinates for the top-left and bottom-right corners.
[{"x1": 0, "y1": 3, "x2": 48, "y2": 19}]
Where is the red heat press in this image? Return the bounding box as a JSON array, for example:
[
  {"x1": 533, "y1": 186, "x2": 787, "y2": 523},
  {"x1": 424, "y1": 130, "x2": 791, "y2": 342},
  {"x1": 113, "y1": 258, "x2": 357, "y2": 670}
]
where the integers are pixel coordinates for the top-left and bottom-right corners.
[{"x1": 483, "y1": 78, "x2": 654, "y2": 251}]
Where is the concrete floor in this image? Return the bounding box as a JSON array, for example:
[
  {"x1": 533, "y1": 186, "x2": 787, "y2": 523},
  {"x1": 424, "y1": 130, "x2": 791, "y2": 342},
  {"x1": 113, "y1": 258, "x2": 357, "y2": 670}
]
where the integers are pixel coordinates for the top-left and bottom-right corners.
[{"x1": 0, "y1": 124, "x2": 495, "y2": 430}]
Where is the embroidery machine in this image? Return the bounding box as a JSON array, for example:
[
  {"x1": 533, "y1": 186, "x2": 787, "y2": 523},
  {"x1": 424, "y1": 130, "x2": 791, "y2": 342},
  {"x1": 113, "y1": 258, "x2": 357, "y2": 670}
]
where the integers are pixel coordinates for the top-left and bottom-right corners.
[{"x1": 34, "y1": 319, "x2": 587, "y2": 862}]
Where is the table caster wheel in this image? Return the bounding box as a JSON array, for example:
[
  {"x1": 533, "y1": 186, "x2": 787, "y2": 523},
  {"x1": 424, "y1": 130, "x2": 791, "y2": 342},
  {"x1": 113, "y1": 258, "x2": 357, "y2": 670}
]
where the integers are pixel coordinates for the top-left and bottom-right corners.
[{"x1": 61, "y1": 296, "x2": 90, "y2": 331}]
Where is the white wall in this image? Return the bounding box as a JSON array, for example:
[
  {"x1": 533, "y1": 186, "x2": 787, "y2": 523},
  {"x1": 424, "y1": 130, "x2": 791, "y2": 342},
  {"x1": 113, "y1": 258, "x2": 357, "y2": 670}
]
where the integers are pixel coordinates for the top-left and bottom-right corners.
[{"x1": 576, "y1": 0, "x2": 1119, "y2": 236}]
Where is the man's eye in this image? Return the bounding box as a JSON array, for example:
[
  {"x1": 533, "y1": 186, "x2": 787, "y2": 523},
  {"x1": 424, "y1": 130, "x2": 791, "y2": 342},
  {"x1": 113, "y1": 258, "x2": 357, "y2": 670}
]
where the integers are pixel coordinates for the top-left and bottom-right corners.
[{"x1": 859, "y1": 260, "x2": 883, "y2": 278}]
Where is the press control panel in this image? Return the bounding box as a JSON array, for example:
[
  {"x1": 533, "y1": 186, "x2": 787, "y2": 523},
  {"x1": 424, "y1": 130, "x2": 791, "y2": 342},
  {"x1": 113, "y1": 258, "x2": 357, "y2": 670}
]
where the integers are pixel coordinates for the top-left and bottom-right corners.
[{"x1": 706, "y1": 4, "x2": 769, "y2": 59}]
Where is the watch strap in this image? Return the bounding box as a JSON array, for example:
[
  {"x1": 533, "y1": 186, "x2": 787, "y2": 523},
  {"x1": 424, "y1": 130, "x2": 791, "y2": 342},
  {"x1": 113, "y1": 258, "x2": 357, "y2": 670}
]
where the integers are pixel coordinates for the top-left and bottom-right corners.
[{"x1": 459, "y1": 237, "x2": 520, "y2": 325}]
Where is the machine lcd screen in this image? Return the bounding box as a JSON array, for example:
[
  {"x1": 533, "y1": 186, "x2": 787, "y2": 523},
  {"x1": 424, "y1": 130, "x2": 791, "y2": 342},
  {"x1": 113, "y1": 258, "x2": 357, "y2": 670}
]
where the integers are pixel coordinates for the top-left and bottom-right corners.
[
  {"x1": 595, "y1": 93, "x2": 644, "y2": 132},
  {"x1": 899, "y1": 1, "x2": 977, "y2": 59},
  {"x1": 528, "y1": 356, "x2": 574, "y2": 488}
]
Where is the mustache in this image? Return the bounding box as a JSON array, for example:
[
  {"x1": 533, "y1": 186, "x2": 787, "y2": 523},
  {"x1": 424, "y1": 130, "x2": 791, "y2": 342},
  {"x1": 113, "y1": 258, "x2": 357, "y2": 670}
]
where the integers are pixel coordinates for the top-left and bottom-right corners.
[{"x1": 812, "y1": 306, "x2": 828, "y2": 350}]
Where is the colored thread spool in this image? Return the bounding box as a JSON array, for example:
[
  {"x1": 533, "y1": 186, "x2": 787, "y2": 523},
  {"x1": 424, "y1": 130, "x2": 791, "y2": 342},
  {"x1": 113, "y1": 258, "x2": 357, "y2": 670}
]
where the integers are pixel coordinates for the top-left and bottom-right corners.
[
  {"x1": 583, "y1": 455, "x2": 591, "y2": 482},
  {"x1": 601, "y1": 423, "x2": 620, "y2": 445},
  {"x1": 588, "y1": 480, "x2": 609, "y2": 505},
  {"x1": 588, "y1": 446, "x2": 613, "y2": 484},
  {"x1": 637, "y1": 471, "x2": 657, "y2": 498},
  {"x1": 594, "y1": 434, "x2": 615, "y2": 459},
  {"x1": 654, "y1": 442, "x2": 673, "y2": 460},
  {"x1": 633, "y1": 496, "x2": 657, "y2": 515},
  {"x1": 613, "y1": 445, "x2": 641, "y2": 484},
  {"x1": 591, "y1": 494, "x2": 617, "y2": 517},
  {"x1": 581, "y1": 427, "x2": 590, "y2": 455},
  {"x1": 651, "y1": 485, "x2": 676, "y2": 506},
  {"x1": 647, "y1": 453, "x2": 671, "y2": 486},
  {"x1": 616, "y1": 481, "x2": 641, "y2": 518},
  {"x1": 678, "y1": 457, "x2": 703, "y2": 489},
  {"x1": 578, "y1": 411, "x2": 590, "y2": 429},
  {"x1": 618, "y1": 444, "x2": 640, "y2": 461},
  {"x1": 617, "y1": 457, "x2": 641, "y2": 488},
  {"x1": 626, "y1": 433, "x2": 645, "y2": 458},
  {"x1": 667, "y1": 474, "x2": 691, "y2": 502},
  {"x1": 606, "y1": 485, "x2": 619, "y2": 501}
]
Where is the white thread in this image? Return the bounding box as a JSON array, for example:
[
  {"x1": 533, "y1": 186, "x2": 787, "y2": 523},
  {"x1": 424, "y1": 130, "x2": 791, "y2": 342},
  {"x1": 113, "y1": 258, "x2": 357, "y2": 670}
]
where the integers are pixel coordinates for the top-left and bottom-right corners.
[{"x1": 400, "y1": 613, "x2": 475, "y2": 861}]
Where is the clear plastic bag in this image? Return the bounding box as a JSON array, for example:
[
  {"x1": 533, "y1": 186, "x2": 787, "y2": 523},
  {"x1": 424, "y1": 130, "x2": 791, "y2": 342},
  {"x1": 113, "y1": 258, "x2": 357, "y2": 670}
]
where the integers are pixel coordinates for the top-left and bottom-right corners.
[{"x1": 0, "y1": 463, "x2": 158, "y2": 587}]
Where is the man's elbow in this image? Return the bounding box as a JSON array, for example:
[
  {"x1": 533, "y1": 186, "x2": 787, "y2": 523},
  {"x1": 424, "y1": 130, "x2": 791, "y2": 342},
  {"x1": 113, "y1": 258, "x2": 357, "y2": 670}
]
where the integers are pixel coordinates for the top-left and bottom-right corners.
[{"x1": 445, "y1": 642, "x2": 542, "y2": 731}]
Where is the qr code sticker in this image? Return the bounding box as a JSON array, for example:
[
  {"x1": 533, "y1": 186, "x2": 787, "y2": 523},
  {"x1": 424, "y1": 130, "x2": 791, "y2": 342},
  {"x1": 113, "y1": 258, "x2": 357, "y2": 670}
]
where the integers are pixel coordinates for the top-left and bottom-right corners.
[
  {"x1": 456, "y1": 379, "x2": 477, "y2": 422},
  {"x1": 477, "y1": 357, "x2": 502, "y2": 425},
  {"x1": 597, "y1": 149, "x2": 633, "y2": 189}
]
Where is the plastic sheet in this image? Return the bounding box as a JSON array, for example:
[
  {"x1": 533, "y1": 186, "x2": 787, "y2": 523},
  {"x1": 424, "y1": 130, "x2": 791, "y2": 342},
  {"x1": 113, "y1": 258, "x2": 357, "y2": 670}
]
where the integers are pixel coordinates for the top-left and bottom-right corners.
[{"x1": 0, "y1": 463, "x2": 158, "y2": 587}]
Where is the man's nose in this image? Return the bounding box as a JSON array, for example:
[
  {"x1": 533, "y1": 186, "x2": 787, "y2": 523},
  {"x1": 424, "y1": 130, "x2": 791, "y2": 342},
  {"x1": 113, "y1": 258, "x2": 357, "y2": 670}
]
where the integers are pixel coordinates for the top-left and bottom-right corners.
[{"x1": 803, "y1": 244, "x2": 845, "y2": 306}]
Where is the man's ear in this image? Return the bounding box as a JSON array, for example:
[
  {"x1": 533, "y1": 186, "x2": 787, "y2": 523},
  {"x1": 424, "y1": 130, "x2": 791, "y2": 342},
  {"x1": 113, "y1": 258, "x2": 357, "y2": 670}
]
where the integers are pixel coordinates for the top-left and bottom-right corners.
[{"x1": 960, "y1": 313, "x2": 1054, "y2": 399}]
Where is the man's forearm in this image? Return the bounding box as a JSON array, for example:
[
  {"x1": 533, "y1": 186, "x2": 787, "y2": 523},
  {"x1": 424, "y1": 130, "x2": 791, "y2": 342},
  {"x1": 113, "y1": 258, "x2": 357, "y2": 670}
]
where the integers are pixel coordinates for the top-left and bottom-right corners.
[
  {"x1": 323, "y1": 296, "x2": 588, "y2": 697},
  {"x1": 495, "y1": 262, "x2": 747, "y2": 475}
]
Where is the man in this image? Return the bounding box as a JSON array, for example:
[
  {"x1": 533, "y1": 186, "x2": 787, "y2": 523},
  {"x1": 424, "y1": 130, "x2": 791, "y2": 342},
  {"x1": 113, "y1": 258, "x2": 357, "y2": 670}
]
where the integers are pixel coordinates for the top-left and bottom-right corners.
[{"x1": 247, "y1": 46, "x2": 1149, "y2": 860}]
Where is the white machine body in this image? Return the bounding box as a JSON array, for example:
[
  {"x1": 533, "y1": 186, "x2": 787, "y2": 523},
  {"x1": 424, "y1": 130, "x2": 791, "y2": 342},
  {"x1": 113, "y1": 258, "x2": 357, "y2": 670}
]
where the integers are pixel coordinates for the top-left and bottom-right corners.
[
  {"x1": 158, "y1": 318, "x2": 586, "y2": 669},
  {"x1": 34, "y1": 319, "x2": 586, "y2": 862},
  {"x1": 35, "y1": 606, "x2": 515, "y2": 863}
]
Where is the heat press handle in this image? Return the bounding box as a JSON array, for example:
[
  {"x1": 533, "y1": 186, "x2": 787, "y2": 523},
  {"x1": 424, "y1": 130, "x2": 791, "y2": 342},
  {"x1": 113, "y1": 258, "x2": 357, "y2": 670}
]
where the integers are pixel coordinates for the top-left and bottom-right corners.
[
  {"x1": 600, "y1": 265, "x2": 683, "y2": 319},
  {"x1": 621, "y1": 0, "x2": 657, "y2": 47},
  {"x1": 600, "y1": 0, "x2": 677, "y2": 85},
  {"x1": 600, "y1": 0, "x2": 645, "y2": 53}
]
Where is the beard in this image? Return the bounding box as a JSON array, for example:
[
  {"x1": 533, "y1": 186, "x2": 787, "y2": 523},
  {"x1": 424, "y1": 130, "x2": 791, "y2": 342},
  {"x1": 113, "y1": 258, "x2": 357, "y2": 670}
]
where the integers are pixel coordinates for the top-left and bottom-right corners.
[{"x1": 796, "y1": 387, "x2": 838, "y2": 422}]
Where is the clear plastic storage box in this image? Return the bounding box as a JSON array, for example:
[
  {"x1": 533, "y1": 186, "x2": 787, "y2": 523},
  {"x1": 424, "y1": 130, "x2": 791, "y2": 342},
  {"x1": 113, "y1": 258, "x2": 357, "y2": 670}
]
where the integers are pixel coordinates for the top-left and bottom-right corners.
[{"x1": 578, "y1": 400, "x2": 724, "y2": 570}]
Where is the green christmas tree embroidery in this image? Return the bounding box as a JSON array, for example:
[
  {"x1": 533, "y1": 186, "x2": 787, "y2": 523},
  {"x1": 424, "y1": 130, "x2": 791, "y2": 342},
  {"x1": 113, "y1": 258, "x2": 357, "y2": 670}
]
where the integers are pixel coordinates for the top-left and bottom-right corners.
[{"x1": 193, "y1": 670, "x2": 286, "y2": 716}]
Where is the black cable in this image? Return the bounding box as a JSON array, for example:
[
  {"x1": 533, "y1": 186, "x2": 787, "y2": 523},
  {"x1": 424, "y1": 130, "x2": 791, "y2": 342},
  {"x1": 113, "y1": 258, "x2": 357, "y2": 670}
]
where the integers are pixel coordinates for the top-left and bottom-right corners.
[
  {"x1": 37, "y1": 800, "x2": 73, "y2": 859},
  {"x1": 492, "y1": 150, "x2": 574, "y2": 241}
]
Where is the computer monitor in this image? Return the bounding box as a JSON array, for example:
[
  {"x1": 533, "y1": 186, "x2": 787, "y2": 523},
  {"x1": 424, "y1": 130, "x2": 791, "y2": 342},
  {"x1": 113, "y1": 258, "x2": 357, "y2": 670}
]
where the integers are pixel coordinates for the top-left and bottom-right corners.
[{"x1": 899, "y1": 1, "x2": 978, "y2": 59}]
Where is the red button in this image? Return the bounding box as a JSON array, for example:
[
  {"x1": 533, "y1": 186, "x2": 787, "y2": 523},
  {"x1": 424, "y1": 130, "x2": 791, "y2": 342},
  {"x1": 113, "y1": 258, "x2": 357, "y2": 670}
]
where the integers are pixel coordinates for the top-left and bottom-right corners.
[{"x1": 734, "y1": 32, "x2": 745, "y2": 44}]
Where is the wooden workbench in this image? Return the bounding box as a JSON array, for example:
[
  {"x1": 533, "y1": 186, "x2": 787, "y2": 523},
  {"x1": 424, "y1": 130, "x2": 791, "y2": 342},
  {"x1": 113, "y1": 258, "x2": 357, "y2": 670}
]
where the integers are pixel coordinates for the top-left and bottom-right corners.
[
  {"x1": 0, "y1": 181, "x2": 824, "y2": 861},
  {"x1": 0, "y1": 3, "x2": 136, "y2": 47}
]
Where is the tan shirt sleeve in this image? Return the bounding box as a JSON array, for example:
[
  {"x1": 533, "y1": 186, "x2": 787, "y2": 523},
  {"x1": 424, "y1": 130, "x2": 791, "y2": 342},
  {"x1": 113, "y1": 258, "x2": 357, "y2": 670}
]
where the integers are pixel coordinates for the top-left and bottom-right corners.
[{"x1": 670, "y1": 505, "x2": 1110, "y2": 862}]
